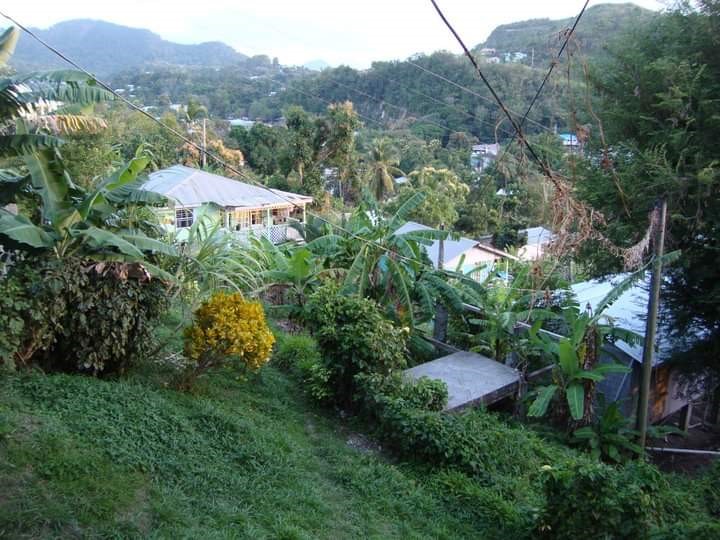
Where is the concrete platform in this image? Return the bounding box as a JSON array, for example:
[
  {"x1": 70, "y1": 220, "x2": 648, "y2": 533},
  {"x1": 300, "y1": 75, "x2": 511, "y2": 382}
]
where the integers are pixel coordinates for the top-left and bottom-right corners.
[{"x1": 404, "y1": 351, "x2": 520, "y2": 411}]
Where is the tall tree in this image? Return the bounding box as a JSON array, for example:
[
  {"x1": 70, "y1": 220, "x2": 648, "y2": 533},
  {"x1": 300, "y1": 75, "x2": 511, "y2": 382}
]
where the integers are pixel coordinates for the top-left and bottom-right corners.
[
  {"x1": 364, "y1": 137, "x2": 403, "y2": 201},
  {"x1": 575, "y1": 4, "x2": 720, "y2": 378}
]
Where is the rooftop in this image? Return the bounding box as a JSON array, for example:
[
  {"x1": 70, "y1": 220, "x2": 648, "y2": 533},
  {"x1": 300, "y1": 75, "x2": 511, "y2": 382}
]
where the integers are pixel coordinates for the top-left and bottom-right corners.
[
  {"x1": 141, "y1": 165, "x2": 312, "y2": 209},
  {"x1": 396, "y1": 221, "x2": 518, "y2": 268}
]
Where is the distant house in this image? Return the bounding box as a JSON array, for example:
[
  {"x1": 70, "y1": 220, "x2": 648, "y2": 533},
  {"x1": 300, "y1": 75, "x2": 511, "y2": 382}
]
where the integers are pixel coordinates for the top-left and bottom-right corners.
[
  {"x1": 518, "y1": 226, "x2": 554, "y2": 261},
  {"x1": 141, "y1": 165, "x2": 312, "y2": 244},
  {"x1": 471, "y1": 143, "x2": 500, "y2": 172},
  {"x1": 559, "y1": 132, "x2": 582, "y2": 154},
  {"x1": 396, "y1": 221, "x2": 519, "y2": 281},
  {"x1": 229, "y1": 118, "x2": 255, "y2": 129},
  {"x1": 572, "y1": 275, "x2": 696, "y2": 423},
  {"x1": 504, "y1": 51, "x2": 528, "y2": 63},
  {"x1": 480, "y1": 47, "x2": 497, "y2": 56},
  {"x1": 487, "y1": 57, "x2": 501, "y2": 64}
]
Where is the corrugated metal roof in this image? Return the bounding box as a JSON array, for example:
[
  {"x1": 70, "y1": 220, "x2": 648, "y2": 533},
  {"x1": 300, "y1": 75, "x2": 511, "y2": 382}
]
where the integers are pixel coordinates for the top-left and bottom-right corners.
[
  {"x1": 571, "y1": 275, "x2": 668, "y2": 364},
  {"x1": 141, "y1": 165, "x2": 312, "y2": 209},
  {"x1": 396, "y1": 221, "x2": 517, "y2": 268}
]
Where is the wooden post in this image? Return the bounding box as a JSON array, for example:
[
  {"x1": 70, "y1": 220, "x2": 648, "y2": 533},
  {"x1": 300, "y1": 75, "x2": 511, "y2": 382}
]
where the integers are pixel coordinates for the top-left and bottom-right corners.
[
  {"x1": 202, "y1": 118, "x2": 207, "y2": 169},
  {"x1": 681, "y1": 402, "x2": 693, "y2": 433},
  {"x1": 637, "y1": 200, "x2": 667, "y2": 453},
  {"x1": 433, "y1": 224, "x2": 448, "y2": 342}
]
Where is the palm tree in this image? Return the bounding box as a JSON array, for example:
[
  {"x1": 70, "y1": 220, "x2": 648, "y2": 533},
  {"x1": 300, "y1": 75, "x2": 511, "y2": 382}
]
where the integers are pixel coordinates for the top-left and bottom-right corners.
[{"x1": 364, "y1": 137, "x2": 403, "y2": 201}]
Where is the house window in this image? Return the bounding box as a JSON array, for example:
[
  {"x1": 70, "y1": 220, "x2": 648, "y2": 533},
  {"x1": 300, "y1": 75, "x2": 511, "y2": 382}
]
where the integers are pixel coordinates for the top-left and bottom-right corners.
[
  {"x1": 250, "y1": 210, "x2": 264, "y2": 226},
  {"x1": 175, "y1": 208, "x2": 194, "y2": 228}
]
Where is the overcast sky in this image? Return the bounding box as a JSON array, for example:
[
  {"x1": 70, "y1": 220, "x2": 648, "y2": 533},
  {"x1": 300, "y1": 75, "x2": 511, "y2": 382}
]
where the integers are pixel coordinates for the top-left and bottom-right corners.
[{"x1": 5, "y1": 0, "x2": 664, "y2": 68}]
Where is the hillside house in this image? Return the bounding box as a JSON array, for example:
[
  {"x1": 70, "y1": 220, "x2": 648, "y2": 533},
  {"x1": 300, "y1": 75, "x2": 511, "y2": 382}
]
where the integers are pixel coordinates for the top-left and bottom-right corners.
[
  {"x1": 559, "y1": 132, "x2": 582, "y2": 154},
  {"x1": 572, "y1": 275, "x2": 697, "y2": 424},
  {"x1": 518, "y1": 226, "x2": 554, "y2": 261},
  {"x1": 396, "y1": 221, "x2": 519, "y2": 281},
  {"x1": 471, "y1": 143, "x2": 500, "y2": 172},
  {"x1": 141, "y1": 165, "x2": 312, "y2": 243}
]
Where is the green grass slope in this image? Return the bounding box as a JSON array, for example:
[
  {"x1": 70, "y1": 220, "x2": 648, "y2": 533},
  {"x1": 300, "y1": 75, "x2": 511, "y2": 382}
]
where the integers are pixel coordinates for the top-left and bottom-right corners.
[{"x1": 0, "y1": 369, "x2": 484, "y2": 539}]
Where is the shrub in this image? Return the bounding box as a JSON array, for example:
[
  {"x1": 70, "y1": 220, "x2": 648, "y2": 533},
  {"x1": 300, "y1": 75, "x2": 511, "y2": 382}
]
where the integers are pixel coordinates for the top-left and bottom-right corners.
[
  {"x1": 536, "y1": 460, "x2": 667, "y2": 539},
  {"x1": 272, "y1": 333, "x2": 330, "y2": 402},
  {"x1": 272, "y1": 333, "x2": 320, "y2": 372},
  {"x1": 651, "y1": 521, "x2": 720, "y2": 540},
  {"x1": 401, "y1": 377, "x2": 448, "y2": 411},
  {"x1": 302, "y1": 283, "x2": 408, "y2": 408},
  {"x1": 182, "y1": 292, "x2": 274, "y2": 386},
  {"x1": 1, "y1": 257, "x2": 168, "y2": 374}
]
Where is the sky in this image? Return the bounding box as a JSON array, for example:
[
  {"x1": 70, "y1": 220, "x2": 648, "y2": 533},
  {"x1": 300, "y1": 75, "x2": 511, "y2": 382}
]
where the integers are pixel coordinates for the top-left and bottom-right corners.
[{"x1": 4, "y1": 0, "x2": 665, "y2": 68}]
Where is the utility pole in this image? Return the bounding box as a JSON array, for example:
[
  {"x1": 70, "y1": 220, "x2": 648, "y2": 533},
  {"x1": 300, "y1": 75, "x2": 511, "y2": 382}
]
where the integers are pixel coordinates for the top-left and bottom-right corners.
[
  {"x1": 433, "y1": 224, "x2": 448, "y2": 342},
  {"x1": 202, "y1": 117, "x2": 207, "y2": 169},
  {"x1": 637, "y1": 199, "x2": 667, "y2": 454},
  {"x1": 531, "y1": 47, "x2": 535, "y2": 68}
]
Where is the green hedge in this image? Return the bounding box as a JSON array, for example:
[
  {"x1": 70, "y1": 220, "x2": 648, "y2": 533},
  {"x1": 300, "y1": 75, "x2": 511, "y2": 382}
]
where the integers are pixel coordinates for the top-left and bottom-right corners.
[{"x1": 0, "y1": 257, "x2": 168, "y2": 374}]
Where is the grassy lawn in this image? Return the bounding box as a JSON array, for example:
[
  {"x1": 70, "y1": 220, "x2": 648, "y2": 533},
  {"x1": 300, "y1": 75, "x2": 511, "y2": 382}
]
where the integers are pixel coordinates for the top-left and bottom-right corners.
[{"x1": 0, "y1": 366, "x2": 489, "y2": 539}]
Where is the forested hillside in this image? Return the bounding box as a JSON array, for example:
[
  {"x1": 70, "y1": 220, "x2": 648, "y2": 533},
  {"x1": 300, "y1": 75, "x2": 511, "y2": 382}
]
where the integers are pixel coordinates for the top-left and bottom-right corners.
[
  {"x1": 477, "y1": 3, "x2": 656, "y2": 64},
  {"x1": 106, "y1": 3, "x2": 652, "y2": 140},
  {"x1": 8, "y1": 19, "x2": 248, "y2": 75}
]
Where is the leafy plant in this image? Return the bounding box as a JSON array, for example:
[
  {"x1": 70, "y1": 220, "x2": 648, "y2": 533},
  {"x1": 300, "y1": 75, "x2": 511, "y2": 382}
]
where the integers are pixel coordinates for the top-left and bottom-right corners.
[
  {"x1": 262, "y1": 243, "x2": 340, "y2": 317},
  {"x1": 1, "y1": 256, "x2": 168, "y2": 373},
  {"x1": 0, "y1": 153, "x2": 174, "y2": 264},
  {"x1": 537, "y1": 461, "x2": 667, "y2": 539},
  {"x1": 571, "y1": 399, "x2": 642, "y2": 463},
  {"x1": 182, "y1": 292, "x2": 274, "y2": 387},
  {"x1": 527, "y1": 271, "x2": 645, "y2": 425},
  {"x1": 272, "y1": 332, "x2": 321, "y2": 372},
  {"x1": 165, "y1": 215, "x2": 271, "y2": 311},
  {"x1": 303, "y1": 283, "x2": 408, "y2": 408}
]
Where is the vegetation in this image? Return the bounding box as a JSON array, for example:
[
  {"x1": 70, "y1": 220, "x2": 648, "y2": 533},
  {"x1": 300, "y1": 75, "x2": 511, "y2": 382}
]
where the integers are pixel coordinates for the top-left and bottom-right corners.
[
  {"x1": 3, "y1": 3, "x2": 720, "y2": 538},
  {"x1": 181, "y1": 292, "x2": 275, "y2": 387}
]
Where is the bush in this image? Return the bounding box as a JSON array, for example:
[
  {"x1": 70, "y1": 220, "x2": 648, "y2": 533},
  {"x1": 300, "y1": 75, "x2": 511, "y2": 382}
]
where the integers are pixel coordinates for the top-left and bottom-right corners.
[
  {"x1": 401, "y1": 377, "x2": 448, "y2": 411},
  {"x1": 272, "y1": 333, "x2": 320, "y2": 371},
  {"x1": 703, "y1": 460, "x2": 720, "y2": 517},
  {"x1": 182, "y1": 292, "x2": 274, "y2": 386},
  {"x1": 302, "y1": 284, "x2": 408, "y2": 408},
  {"x1": 1, "y1": 257, "x2": 168, "y2": 374},
  {"x1": 536, "y1": 460, "x2": 667, "y2": 539}
]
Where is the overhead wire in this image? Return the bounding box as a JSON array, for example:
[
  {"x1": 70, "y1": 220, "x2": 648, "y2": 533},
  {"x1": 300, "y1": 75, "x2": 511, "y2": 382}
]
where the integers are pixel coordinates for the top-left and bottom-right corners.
[{"x1": 493, "y1": 0, "x2": 590, "y2": 167}]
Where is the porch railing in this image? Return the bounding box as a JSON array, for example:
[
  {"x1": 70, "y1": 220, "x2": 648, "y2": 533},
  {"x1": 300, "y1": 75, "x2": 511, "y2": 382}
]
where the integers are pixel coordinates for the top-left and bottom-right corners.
[{"x1": 233, "y1": 222, "x2": 300, "y2": 244}]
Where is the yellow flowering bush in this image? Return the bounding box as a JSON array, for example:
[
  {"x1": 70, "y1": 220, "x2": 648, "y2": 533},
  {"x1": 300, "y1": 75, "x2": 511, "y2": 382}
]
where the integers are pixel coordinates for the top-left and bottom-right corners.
[{"x1": 182, "y1": 292, "x2": 274, "y2": 384}]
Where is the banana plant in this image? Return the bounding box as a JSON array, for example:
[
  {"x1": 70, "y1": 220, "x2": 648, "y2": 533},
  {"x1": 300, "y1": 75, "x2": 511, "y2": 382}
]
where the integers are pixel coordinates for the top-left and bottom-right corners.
[
  {"x1": 526, "y1": 271, "x2": 649, "y2": 424},
  {"x1": 0, "y1": 151, "x2": 176, "y2": 264}
]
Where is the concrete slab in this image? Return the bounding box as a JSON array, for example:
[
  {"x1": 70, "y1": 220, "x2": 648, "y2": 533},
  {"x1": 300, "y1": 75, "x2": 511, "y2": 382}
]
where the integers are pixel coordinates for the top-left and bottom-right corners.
[{"x1": 404, "y1": 351, "x2": 520, "y2": 411}]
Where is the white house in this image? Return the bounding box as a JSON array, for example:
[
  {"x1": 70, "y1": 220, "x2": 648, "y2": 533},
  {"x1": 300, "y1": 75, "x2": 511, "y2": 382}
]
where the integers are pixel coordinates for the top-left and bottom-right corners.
[
  {"x1": 141, "y1": 165, "x2": 312, "y2": 244},
  {"x1": 518, "y1": 226, "x2": 554, "y2": 261},
  {"x1": 396, "y1": 221, "x2": 519, "y2": 281},
  {"x1": 471, "y1": 143, "x2": 500, "y2": 172}
]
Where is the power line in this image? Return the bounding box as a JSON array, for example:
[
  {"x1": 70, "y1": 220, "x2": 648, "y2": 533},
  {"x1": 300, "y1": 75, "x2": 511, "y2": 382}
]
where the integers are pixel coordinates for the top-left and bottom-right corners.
[
  {"x1": 406, "y1": 60, "x2": 554, "y2": 135},
  {"x1": 428, "y1": 0, "x2": 554, "y2": 180},
  {"x1": 494, "y1": 0, "x2": 590, "y2": 166}
]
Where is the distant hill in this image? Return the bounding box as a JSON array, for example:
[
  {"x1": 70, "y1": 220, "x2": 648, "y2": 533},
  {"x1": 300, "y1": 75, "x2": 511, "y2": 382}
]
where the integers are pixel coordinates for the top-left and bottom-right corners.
[
  {"x1": 8, "y1": 19, "x2": 248, "y2": 75},
  {"x1": 476, "y1": 3, "x2": 656, "y2": 65},
  {"x1": 303, "y1": 59, "x2": 330, "y2": 72}
]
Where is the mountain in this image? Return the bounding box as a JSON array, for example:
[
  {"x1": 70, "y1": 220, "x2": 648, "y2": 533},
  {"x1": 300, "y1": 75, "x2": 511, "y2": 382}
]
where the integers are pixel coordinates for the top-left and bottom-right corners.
[
  {"x1": 9, "y1": 19, "x2": 247, "y2": 76},
  {"x1": 476, "y1": 3, "x2": 656, "y2": 65}
]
